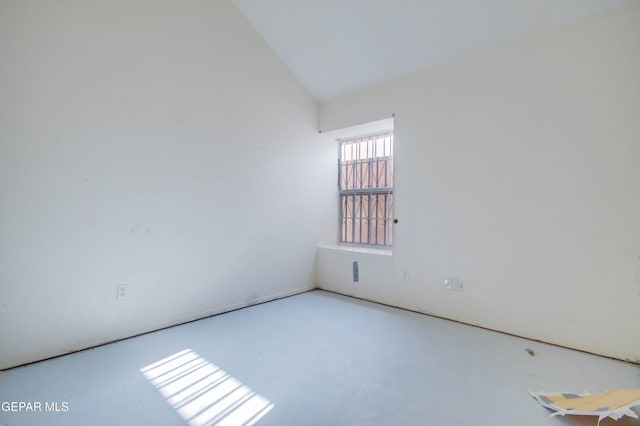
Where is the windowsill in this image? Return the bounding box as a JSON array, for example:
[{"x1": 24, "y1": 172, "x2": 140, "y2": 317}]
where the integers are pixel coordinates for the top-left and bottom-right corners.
[{"x1": 318, "y1": 244, "x2": 393, "y2": 257}]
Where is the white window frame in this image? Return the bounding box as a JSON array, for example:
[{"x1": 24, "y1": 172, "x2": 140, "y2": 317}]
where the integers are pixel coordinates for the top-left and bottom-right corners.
[{"x1": 338, "y1": 131, "x2": 394, "y2": 247}]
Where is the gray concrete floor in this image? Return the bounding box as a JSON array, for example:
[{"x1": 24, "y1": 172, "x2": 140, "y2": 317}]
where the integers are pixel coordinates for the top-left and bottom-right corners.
[{"x1": 1, "y1": 290, "x2": 638, "y2": 426}]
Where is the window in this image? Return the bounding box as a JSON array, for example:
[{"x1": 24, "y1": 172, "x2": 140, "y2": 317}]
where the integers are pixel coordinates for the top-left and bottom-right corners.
[{"x1": 339, "y1": 132, "x2": 394, "y2": 247}]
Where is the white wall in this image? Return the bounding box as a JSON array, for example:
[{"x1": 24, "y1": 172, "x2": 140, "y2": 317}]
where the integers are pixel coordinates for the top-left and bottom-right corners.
[
  {"x1": 0, "y1": 0, "x2": 335, "y2": 370},
  {"x1": 318, "y1": 5, "x2": 640, "y2": 362}
]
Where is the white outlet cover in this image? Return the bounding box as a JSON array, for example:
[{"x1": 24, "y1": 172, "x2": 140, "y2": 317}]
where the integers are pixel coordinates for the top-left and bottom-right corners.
[
  {"x1": 444, "y1": 279, "x2": 453, "y2": 291},
  {"x1": 117, "y1": 284, "x2": 128, "y2": 300}
]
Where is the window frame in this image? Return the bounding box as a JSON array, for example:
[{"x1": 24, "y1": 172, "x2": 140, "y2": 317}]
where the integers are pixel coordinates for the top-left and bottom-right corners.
[{"x1": 337, "y1": 131, "x2": 394, "y2": 248}]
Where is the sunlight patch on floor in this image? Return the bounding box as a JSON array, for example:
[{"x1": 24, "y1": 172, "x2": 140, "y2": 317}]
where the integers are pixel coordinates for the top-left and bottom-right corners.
[{"x1": 141, "y1": 349, "x2": 273, "y2": 425}]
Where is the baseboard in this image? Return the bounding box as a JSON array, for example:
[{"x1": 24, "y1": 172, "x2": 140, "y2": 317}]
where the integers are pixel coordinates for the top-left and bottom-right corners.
[
  {"x1": 318, "y1": 288, "x2": 640, "y2": 365},
  {"x1": 1, "y1": 286, "x2": 315, "y2": 371}
]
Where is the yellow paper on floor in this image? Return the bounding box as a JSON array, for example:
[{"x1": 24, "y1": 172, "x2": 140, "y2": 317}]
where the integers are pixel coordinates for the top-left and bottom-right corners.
[{"x1": 529, "y1": 389, "x2": 640, "y2": 424}]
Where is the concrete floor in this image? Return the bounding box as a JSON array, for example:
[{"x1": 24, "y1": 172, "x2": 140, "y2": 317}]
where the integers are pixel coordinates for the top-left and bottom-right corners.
[{"x1": 0, "y1": 290, "x2": 638, "y2": 426}]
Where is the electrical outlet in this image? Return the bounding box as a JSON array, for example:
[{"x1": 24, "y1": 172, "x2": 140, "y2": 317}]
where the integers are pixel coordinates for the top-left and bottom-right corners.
[
  {"x1": 352, "y1": 261, "x2": 359, "y2": 283},
  {"x1": 454, "y1": 278, "x2": 464, "y2": 292},
  {"x1": 402, "y1": 271, "x2": 410, "y2": 281},
  {"x1": 444, "y1": 277, "x2": 463, "y2": 292},
  {"x1": 117, "y1": 284, "x2": 128, "y2": 300},
  {"x1": 444, "y1": 278, "x2": 453, "y2": 291}
]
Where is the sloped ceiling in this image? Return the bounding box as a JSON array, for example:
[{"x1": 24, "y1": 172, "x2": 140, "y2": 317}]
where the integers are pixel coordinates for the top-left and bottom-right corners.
[{"x1": 233, "y1": 0, "x2": 638, "y2": 101}]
